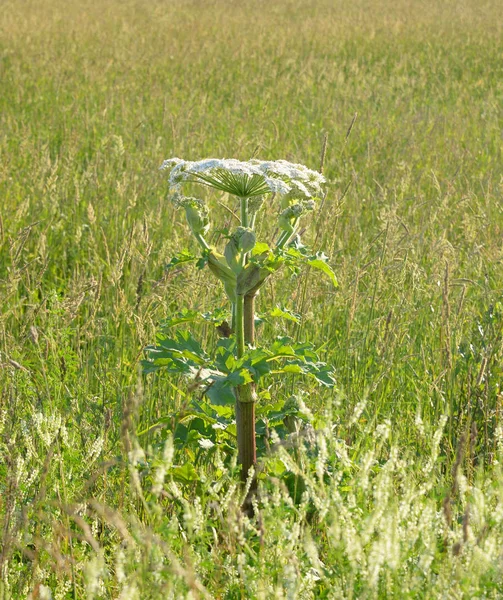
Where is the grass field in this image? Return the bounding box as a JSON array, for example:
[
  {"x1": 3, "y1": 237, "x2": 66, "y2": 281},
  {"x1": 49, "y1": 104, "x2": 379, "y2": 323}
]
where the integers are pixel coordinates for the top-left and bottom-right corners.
[{"x1": 2, "y1": 0, "x2": 503, "y2": 597}]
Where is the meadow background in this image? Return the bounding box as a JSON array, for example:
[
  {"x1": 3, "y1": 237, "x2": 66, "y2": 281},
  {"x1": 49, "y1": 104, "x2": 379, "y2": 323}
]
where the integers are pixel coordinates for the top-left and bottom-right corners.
[{"x1": 1, "y1": 0, "x2": 503, "y2": 597}]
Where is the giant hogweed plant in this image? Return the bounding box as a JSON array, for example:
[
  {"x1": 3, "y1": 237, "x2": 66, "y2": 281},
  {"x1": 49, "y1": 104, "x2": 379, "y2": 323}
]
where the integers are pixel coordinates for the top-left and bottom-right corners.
[{"x1": 143, "y1": 157, "x2": 337, "y2": 513}]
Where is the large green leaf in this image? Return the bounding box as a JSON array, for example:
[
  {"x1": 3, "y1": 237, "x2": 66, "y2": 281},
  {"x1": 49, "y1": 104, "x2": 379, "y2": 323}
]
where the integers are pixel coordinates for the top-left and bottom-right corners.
[
  {"x1": 165, "y1": 250, "x2": 197, "y2": 269},
  {"x1": 205, "y1": 376, "x2": 236, "y2": 406},
  {"x1": 171, "y1": 462, "x2": 199, "y2": 483},
  {"x1": 278, "y1": 241, "x2": 338, "y2": 287},
  {"x1": 269, "y1": 306, "x2": 301, "y2": 324},
  {"x1": 227, "y1": 336, "x2": 336, "y2": 387},
  {"x1": 306, "y1": 253, "x2": 338, "y2": 287},
  {"x1": 143, "y1": 330, "x2": 209, "y2": 375},
  {"x1": 159, "y1": 309, "x2": 200, "y2": 329}
]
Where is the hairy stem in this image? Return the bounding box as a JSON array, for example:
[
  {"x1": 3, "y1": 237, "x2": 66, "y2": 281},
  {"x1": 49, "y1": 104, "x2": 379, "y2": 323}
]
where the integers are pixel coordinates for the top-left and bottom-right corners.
[
  {"x1": 275, "y1": 218, "x2": 299, "y2": 249},
  {"x1": 240, "y1": 196, "x2": 250, "y2": 266},
  {"x1": 244, "y1": 292, "x2": 256, "y2": 345},
  {"x1": 240, "y1": 196, "x2": 249, "y2": 229},
  {"x1": 235, "y1": 394, "x2": 257, "y2": 515},
  {"x1": 194, "y1": 231, "x2": 211, "y2": 251},
  {"x1": 249, "y1": 211, "x2": 257, "y2": 231},
  {"x1": 236, "y1": 293, "x2": 258, "y2": 516},
  {"x1": 231, "y1": 302, "x2": 236, "y2": 332},
  {"x1": 235, "y1": 295, "x2": 245, "y2": 359},
  {"x1": 235, "y1": 196, "x2": 258, "y2": 516}
]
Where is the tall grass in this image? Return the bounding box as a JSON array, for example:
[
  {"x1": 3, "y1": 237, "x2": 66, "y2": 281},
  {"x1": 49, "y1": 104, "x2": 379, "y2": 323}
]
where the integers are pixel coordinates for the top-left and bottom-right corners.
[{"x1": 1, "y1": 0, "x2": 503, "y2": 597}]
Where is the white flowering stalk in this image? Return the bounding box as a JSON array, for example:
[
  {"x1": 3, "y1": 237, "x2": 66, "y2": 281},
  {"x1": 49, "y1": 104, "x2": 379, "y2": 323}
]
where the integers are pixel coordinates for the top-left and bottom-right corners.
[
  {"x1": 160, "y1": 156, "x2": 327, "y2": 516},
  {"x1": 162, "y1": 157, "x2": 325, "y2": 300},
  {"x1": 161, "y1": 157, "x2": 325, "y2": 201}
]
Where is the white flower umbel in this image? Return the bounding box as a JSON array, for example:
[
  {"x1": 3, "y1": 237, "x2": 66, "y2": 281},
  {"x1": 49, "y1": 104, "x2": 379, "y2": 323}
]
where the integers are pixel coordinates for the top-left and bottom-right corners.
[{"x1": 160, "y1": 157, "x2": 325, "y2": 200}]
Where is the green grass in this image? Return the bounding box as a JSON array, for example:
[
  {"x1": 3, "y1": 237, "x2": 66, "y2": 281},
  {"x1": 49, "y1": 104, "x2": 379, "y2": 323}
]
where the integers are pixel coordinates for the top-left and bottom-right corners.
[{"x1": 1, "y1": 0, "x2": 503, "y2": 597}]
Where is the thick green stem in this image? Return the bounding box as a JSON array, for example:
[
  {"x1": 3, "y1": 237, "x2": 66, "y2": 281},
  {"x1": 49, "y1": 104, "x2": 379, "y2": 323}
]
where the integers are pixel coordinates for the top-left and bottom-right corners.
[
  {"x1": 244, "y1": 292, "x2": 256, "y2": 345},
  {"x1": 231, "y1": 302, "x2": 236, "y2": 333},
  {"x1": 236, "y1": 395, "x2": 257, "y2": 515},
  {"x1": 236, "y1": 293, "x2": 258, "y2": 517},
  {"x1": 194, "y1": 231, "x2": 211, "y2": 251},
  {"x1": 240, "y1": 197, "x2": 249, "y2": 229},
  {"x1": 240, "y1": 197, "x2": 250, "y2": 267},
  {"x1": 275, "y1": 218, "x2": 299, "y2": 250},
  {"x1": 235, "y1": 197, "x2": 258, "y2": 516},
  {"x1": 235, "y1": 295, "x2": 245, "y2": 359},
  {"x1": 249, "y1": 211, "x2": 257, "y2": 231}
]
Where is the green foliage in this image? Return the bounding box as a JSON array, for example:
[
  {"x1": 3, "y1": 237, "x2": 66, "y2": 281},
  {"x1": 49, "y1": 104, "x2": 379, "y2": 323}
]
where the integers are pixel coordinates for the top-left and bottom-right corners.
[
  {"x1": 279, "y1": 240, "x2": 338, "y2": 288},
  {"x1": 268, "y1": 305, "x2": 302, "y2": 324},
  {"x1": 143, "y1": 329, "x2": 335, "y2": 401}
]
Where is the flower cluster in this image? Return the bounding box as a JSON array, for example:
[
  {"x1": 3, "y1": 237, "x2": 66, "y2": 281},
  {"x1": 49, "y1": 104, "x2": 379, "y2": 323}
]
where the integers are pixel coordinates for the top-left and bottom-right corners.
[
  {"x1": 160, "y1": 157, "x2": 325, "y2": 201},
  {"x1": 163, "y1": 157, "x2": 327, "y2": 302},
  {"x1": 171, "y1": 193, "x2": 210, "y2": 235},
  {"x1": 278, "y1": 199, "x2": 316, "y2": 233}
]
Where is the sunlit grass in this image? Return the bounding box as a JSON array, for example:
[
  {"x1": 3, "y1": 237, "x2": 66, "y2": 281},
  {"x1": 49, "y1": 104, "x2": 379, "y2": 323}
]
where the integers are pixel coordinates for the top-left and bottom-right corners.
[{"x1": 1, "y1": 0, "x2": 503, "y2": 597}]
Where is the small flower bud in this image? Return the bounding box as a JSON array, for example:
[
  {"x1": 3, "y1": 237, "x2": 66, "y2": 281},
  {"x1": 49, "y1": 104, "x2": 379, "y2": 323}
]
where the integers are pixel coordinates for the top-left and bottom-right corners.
[
  {"x1": 278, "y1": 204, "x2": 301, "y2": 232},
  {"x1": 278, "y1": 201, "x2": 315, "y2": 232},
  {"x1": 235, "y1": 227, "x2": 256, "y2": 253},
  {"x1": 171, "y1": 194, "x2": 210, "y2": 235},
  {"x1": 224, "y1": 227, "x2": 256, "y2": 274}
]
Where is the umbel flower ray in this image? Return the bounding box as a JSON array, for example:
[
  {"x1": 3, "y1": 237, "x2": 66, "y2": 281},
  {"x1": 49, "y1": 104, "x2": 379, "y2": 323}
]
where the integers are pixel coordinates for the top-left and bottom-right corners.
[{"x1": 160, "y1": 157, "x2": 325, "y2": 200}]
